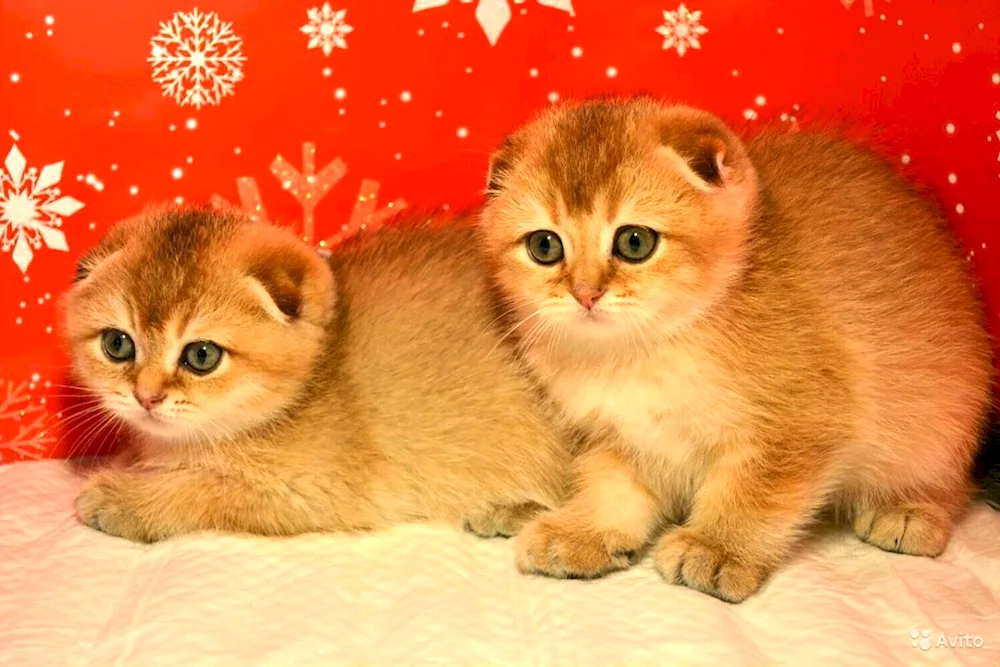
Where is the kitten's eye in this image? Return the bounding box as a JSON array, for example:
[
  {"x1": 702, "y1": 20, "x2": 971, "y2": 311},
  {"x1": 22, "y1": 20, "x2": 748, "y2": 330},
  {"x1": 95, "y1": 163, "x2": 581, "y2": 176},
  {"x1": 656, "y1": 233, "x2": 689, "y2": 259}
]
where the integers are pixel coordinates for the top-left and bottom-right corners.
[
  {"x1": 526, "y1": 230, "x2": 564, "y2": 265},
  {"x1": 182, "y1": 341, "x2": 224, "y2": 375},
  {"x1": 614, "y1": 226, "x2": 658, "y2": 263},
  {"x1": 101, "y1": 329, "x2": 135, "y2": 362}
]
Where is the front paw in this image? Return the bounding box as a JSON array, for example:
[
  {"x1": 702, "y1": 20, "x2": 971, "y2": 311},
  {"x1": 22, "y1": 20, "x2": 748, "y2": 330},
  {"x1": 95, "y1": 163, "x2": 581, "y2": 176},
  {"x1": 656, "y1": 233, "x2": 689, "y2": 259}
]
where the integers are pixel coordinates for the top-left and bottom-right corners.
[
  {"x1": 653, "y1": 527, "x2": 766, "y2": 603},
  {"x1": 75, "y1": 476, "x2": 151, "y2": 543},
  {"x1": 514, "y1": 511, "x2": 637, "y2": 579}
]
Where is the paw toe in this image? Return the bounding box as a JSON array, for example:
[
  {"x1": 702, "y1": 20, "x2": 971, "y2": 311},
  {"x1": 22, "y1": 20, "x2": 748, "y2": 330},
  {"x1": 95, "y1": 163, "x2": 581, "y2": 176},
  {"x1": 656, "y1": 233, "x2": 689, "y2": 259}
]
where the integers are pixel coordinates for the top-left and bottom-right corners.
[
  {"x1": 654, "y1": 528, "x2": 764, "y2": 603},
  {"x1": 713, "y1": 562, "x2": 763, "y2": 603}
]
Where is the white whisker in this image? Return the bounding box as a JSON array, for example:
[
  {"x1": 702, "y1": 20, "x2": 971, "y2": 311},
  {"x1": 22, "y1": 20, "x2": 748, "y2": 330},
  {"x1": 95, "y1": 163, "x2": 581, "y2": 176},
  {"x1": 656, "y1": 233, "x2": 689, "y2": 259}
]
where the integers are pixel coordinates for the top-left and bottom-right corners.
[{"x1": 489, "y1": 307, "x2": 543, "y2": 356}]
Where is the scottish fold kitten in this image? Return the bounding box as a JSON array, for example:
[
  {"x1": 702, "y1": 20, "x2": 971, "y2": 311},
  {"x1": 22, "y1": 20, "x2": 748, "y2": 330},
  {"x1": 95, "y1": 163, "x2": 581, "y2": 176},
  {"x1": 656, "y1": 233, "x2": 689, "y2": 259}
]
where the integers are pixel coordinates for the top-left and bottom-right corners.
[
  {"x1": 65, "y1": 208, "x2": 569, "y2": 542},
  {"x1": 479, "y1": 99, "x2": 993, "y2": 602}
]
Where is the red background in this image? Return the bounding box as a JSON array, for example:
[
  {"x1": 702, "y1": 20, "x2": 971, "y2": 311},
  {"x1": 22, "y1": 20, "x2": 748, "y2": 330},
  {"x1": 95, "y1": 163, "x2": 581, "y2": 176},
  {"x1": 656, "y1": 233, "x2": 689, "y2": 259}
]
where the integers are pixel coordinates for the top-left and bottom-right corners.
[{"x1": 1, "y1": 0, "x2": 998, "y2": 462}]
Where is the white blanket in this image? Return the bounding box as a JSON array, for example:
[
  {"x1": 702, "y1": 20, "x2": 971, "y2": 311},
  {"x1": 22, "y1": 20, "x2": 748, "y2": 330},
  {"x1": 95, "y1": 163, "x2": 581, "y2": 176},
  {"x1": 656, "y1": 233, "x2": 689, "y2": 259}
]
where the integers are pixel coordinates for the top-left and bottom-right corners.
[{"x1": 1, "y1": 460, "x2": 998, "y2": 666}]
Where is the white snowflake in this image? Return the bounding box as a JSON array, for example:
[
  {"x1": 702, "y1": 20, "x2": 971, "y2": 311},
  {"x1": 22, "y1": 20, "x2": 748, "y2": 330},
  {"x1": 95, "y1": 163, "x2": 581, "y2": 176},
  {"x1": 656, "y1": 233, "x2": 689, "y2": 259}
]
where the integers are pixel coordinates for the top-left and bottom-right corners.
[
  {"x1": 656, "y1": 4, "x2": 707, "y2": 56},
  {"x1": 301, "y1": 3, "x2": 354, "y2": 56},
  {"x1": 148, "y1": 8, "x2": 247, "y2": 109},
  {"x1": 0, "y1": 143, "x2": 82, "y2": 274},
  {"x1": 413, "y1": 0, "x2": 575, "y2": 47}
]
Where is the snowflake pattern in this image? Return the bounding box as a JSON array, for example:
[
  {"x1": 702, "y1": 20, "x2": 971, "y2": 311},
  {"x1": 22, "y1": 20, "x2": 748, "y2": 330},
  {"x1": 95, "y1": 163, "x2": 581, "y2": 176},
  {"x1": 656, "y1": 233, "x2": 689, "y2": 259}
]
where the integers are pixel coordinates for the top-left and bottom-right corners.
[
  {"x1": 839, "y1": 0, "x2": 883, "y2": 18},
  {"x1": 656, "y1": 4, "x2": 707, "y2": 56},
  {"x1": 301, "y1": 3, "x2": 354, "y2": 56},
  {"x1": 0, "y1": 378, "x2": 55, "y2": 463},
  {"x1": 210, "y1": 142, "x2": 406, "y2": 247},
  {"x1": 413, "y1": 0, "x2": 575, "y2": 47},
  {"x1": 0, "y1": 144, "x2": 82, "y2": 274},
  {"x1": 148, "y1": 8, "x2": 247, "y2": 109}
]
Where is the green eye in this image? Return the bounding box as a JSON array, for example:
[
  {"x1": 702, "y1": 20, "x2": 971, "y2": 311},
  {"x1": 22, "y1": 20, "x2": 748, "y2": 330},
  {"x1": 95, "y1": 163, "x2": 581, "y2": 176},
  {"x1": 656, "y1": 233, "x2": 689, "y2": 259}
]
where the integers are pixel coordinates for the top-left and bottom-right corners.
[
  {"x1": 101, "y1": 329, "x2": 135, "y2": 362},
  {"x1": 526, "y1": 230, "x2": 564, "y2": 265},
  {"x1": 614, "y1": 226, "x2": 658, "y2": 263},
  {"x1": 182, "y1": 341, "x2": 224, "y2": 375}
]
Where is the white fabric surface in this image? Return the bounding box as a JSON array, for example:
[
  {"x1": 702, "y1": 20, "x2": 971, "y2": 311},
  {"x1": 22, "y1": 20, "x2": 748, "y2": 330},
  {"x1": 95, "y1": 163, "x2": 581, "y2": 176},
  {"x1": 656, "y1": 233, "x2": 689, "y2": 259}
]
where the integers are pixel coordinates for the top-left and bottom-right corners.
[{"x1": 1, "y1": 460, "x2": 998, "y2": 667}]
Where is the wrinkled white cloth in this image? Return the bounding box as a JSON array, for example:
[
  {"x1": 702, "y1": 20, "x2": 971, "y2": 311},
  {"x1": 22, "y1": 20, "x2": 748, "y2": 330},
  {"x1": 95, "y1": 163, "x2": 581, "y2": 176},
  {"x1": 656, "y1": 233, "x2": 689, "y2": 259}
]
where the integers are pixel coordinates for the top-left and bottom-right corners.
[{"x1": 1, "y1": 460, "x2": 998, "y2": 666}]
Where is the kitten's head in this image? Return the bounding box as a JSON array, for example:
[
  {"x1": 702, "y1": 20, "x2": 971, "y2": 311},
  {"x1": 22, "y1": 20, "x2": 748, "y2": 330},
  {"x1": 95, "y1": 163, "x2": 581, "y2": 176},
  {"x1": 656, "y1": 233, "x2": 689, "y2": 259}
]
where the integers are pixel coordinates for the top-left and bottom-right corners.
[
  {"x1": 480, "y1": 99, "x2": 759, "y2": 355},
  {"x1": 62, "y1": 207, "x2": 336, "y2": 444}
]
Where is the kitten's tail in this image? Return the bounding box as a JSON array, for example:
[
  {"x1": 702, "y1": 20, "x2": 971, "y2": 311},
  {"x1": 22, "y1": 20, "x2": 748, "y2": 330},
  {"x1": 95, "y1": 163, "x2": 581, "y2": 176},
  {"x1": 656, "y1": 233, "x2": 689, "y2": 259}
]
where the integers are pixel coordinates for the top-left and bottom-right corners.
[{"x1": 974, "y1": 410, "x2": 1000, "y2": 511}]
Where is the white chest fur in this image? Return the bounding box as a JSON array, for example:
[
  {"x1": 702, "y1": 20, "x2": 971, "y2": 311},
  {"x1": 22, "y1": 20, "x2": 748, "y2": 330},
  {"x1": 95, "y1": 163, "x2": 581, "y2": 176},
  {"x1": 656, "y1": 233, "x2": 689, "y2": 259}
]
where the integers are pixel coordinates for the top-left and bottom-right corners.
[{"x1": 534, "y1": 346, "x2": 745, "y2": 474}]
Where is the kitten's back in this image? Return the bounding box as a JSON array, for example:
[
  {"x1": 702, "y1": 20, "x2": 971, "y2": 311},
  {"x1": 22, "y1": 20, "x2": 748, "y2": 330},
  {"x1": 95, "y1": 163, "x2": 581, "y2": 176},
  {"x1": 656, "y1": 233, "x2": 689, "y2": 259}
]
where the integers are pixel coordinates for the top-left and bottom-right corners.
[
  {"x1": 746, "y1": 132, "x2": 992, "y2": 489},
  {"x1": 329, "y1": 219, "x2": 568, "y2": 522},
  {"x1": 747, "y1": 132, "x2": 986, "y2": 363}
]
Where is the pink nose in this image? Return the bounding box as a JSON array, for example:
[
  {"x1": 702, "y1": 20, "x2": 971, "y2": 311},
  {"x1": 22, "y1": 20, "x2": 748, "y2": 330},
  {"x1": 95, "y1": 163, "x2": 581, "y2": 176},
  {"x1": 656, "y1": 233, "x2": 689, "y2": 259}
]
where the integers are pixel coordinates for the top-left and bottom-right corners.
[
  {"x1": 572, "y1": 287, "x2": 605, "y2": 310},
  {"x1": 134, "y1": 389, "x2": 165, "y2": 411}
]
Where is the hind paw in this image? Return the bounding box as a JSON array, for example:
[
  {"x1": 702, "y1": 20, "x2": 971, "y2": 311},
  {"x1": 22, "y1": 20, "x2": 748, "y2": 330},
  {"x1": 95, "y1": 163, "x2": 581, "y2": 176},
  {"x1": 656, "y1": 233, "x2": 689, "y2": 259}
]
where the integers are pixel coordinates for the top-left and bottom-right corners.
[
  {"x1": 463, "y1": 501, "x2": 546, "y2": 538},
  {"x1": 854, "y1": 505, "x2": 952, "y2": 557}
]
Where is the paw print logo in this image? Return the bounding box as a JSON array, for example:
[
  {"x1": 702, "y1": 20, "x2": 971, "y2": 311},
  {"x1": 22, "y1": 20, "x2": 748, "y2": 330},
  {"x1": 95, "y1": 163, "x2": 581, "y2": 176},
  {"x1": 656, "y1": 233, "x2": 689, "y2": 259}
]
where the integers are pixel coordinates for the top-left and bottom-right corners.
[{"x1": 910, "y1": 628, "x2": 933, "y2": 651}]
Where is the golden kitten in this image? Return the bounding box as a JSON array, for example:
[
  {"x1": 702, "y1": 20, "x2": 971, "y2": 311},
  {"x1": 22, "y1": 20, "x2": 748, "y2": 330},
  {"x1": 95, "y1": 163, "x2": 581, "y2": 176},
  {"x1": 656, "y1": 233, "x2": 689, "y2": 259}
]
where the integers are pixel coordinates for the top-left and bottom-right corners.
[
  {"x1": 64, "y1": 207, "x2": 569, "y2": 542},
  {"x1": 479, "y1": 98, "x2": 994, "y2": 602}
]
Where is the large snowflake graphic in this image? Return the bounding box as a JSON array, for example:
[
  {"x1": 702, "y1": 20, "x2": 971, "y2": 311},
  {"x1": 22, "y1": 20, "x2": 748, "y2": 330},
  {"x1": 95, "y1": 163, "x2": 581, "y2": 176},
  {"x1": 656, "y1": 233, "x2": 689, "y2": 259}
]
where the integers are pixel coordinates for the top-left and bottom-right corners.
[
  {"x1": 148, "y1": 7, "x2": 247, "y2": 109},
  {"x1": 0, "y1": 144, "x2": 82, "y2": 274},
  {"x1": 301, "y1": 3, "x2": 354, "y2": 56},
  {"x1": 413, "y1": 0, "x2": 575, "y2": 47},
  {"x1": 656, "y1": 4, "x2": 707, "y2": 56},
  {"x1": 211, "y1": 142, "x2": 406, "y2": 248}
]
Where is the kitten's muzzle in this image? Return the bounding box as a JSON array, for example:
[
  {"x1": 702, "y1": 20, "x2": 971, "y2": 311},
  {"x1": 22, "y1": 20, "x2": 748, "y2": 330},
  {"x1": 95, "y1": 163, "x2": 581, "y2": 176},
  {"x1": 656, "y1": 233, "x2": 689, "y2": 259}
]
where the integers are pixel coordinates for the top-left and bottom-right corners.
[
  {"x1": 134, "y1": 388, "x2": 166, "y2": 411},
  {"x1": 572, "y1": 287, "x2": 605, "y2": 311}
]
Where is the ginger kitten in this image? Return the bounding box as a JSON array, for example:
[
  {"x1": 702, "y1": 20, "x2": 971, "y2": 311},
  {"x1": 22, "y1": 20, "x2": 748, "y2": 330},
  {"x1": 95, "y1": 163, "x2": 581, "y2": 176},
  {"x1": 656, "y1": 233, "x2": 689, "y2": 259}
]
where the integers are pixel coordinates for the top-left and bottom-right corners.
[
  {"x1": 479, "y1": 99, "x2": 994, "y2": 602},
  {"x1": 64, "y1": 207, "x2": 569, "y2": 542}
]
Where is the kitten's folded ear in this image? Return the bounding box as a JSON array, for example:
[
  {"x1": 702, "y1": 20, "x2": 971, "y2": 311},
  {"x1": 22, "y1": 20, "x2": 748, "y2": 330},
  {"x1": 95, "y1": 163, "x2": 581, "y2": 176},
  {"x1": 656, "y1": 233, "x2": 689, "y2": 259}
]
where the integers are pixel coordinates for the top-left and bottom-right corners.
[
  {"x1": 238, "y1": 225, "x2": 336, "y2": 328},
  {"x1": 486, "y1": 134, "x2": 522, "y2": 197},
  {"x1": 72, "y1": 220, "x2": 133, "y2": 283},
  {"x1": 73, "y1": 248, "x2": 105, "y2": 283},
  {"x1": 656, "y1": 107, "x2": 754, "y2": 192}
]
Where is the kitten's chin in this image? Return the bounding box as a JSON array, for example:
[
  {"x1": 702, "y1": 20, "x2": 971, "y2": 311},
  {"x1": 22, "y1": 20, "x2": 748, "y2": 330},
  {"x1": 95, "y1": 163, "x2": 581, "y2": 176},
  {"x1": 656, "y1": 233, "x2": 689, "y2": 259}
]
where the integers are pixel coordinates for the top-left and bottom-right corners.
[
  {"x1": 570, "y1": 311, "x2": 620, "y2": 334},
  {"x1": 125, "y1": 413, "x2": 198, "y2": 442},
  {"x1": 547, "y1": 309, "x2": 634, "y2": 343},
  {"x1": 534, "y1": 307, "x2": 667, "y2": 358},
  {"x1": 119, "y1": 409, "x2": 229, "y2": 444},
  {"x1": 121, "y1": 406, "x2": 270, "y2": 445}
]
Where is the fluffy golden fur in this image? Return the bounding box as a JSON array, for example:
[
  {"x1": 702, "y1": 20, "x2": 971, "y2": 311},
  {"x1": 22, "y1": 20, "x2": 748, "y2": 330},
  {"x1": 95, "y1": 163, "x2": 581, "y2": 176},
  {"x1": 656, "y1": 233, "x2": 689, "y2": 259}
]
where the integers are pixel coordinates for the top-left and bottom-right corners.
[
  {"x1": 479, "y1": 98, "x2": 994, "y2": 602},
  {"x1": 63, "y1": 208, "x2": 569, "y2": 542}
]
